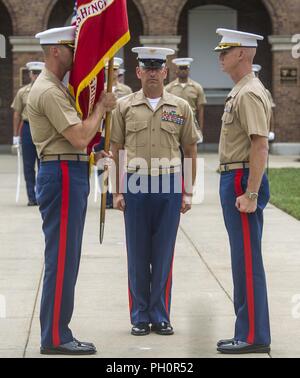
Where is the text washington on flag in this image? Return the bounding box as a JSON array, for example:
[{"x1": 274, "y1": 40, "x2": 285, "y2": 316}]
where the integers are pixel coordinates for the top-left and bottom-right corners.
[{"x1": 75, "y1": 0, "x2": 114, "y2": 25}]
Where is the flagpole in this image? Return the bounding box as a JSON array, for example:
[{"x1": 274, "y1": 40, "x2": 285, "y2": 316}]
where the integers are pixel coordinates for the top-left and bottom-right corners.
[{"x1": 99, "y1": 58, "x2": 114, "y2": 244}]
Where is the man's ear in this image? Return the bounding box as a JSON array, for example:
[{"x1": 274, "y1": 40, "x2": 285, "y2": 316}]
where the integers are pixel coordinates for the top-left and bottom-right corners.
[
  {"x1": 239, "y1": 48, "x2": 246, "y2": 61},
  {"x1": 163, "y1": 67, "x2": 168, "y2": 79},
  {"x1": 136, "y1": 66, "x2": 142, "y2": 79},
  {"x1": 51, "y1": 46, "x2": 59, "y2": 57}
]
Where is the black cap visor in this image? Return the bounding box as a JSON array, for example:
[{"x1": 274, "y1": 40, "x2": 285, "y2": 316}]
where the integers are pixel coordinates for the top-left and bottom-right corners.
[{"x1": 139, "y1": 59, "x2": 166, "y2": 69}]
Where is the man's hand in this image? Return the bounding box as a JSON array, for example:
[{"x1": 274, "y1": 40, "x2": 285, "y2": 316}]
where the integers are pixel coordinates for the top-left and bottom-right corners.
[
  {"x1": 236, "y1": 194, "x2": 257, "y2": 214},
  {"x1": 96, "y1": 91, "x2": 117, "y2": 114},
  {"x1": 268, "y1": 131, "x2": 275, "y2": 142},
  {"x1": 11, "y1": 136, "x2": 20, "y2": 154},
  {"x1": 12, "y1": 136, "x2": 20, "y2": 146},
  {"x1": 114, "y1": 193, "x2": 125, "y2": 212},
  {"x1": 181, "y1": 194, "x2": 192, "y2": 214},
  {"x1": 94, "y1": 150, "x2": 113, "y2": 169}
]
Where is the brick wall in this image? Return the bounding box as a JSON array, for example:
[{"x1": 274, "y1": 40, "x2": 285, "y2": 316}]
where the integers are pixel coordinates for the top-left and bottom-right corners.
[
  {"x1": 1, "y1": 0, "x2": 300, "y2": 144},
  {"x1": 12, "y1": 52, "x2": 44, "y2": 95},
  {"x1": 0, "y1": 1, "x2": 13, "y2": 144},
  {"x1": 124, "y1": 0, "x2": 144, "y2": 92},
  {"x1": 273, "y1": 51, "x2": 300, "y2": 142}
]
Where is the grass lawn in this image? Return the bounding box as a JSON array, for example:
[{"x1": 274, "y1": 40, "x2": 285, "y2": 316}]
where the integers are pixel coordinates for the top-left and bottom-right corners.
[{"x1": 268, "y1": 168, "x2": 300, "y2": 221}]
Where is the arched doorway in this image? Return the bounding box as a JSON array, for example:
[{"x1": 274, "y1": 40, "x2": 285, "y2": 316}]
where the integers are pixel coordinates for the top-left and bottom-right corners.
[
  {"x1": 178, "y1": 0, "x2": 273, "y2": 144},
  {"x1": 47, "y1": 0, "x2": 74, "y2": 28},
  {"x1": 0, "y1": 0, "x2": 13, "y2": 144},
  {"x1": 124, "y1": 0, "x2": 144, "y2": 92},
  {"x1": 189, "y1": 5, "x2": 237, "y2": 91}
]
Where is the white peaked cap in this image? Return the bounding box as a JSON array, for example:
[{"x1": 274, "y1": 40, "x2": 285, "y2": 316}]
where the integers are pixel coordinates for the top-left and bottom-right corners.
[
  {"x1": 113, "y1": 57, "x2": 123, "y2": 68},
  {"x1": 215, "y1": 28, "x2": 264, "y2": 51},
  {"x1": 35, "y1": 26, "x2": 76, "y2": 45},
  {"x1": 172, "y1": 58, "x2": 194, "y2": 66},
  {"x1": 106, "y1": 57, "x2": 124, "y2": 69},
  {"x1": 132, "y1": 47, "x2": 175, "y2": 60},
  {"x1": 26, "y1": 61, "x2": 45, "y2": 71}
]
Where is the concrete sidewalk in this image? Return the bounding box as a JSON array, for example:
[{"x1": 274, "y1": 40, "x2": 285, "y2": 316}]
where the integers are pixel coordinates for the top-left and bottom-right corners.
[{"x1": 0, "y1": 153, "x2": 299, "y2": 358}]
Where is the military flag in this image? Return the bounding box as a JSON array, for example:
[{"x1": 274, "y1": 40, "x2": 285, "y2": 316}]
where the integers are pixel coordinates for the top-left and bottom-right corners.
[
  {"x1": 69, "y1": 0, "x2": 130, "y2": 152},
  {"x1": 69, "y1": 0, "x2": 130, "y2": 243}
]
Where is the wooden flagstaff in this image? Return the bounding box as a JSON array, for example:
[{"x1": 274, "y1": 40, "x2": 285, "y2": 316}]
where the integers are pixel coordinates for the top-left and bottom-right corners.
[{"x1": 99, "y1": 58, "x2": 114, "y2": 244}]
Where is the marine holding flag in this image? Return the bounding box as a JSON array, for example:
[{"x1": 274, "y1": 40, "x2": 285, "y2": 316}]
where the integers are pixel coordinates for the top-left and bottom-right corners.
[{"x1": 27, "y1": 0, "x2": 130, "y2": 356}]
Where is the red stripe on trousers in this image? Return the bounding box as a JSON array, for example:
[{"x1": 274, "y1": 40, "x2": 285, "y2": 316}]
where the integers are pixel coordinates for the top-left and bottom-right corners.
[
  {"x1": 165, "y1": 253, "x2": 175, "y2": 318},
  {"x1": 234, "y1": 169, "x2": 255, "y2": 344},
  {"x1": 128, "y1": 283, "x2": 133, "y2": 314},
  {"x1": 52, "y1": 162, "x2": 70, "y2": 347}
]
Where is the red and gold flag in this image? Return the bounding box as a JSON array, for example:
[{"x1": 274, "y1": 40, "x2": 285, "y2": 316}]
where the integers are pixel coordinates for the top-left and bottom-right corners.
[{"x1": 69, "y1": 0, "x2": 130, "y2": 152}]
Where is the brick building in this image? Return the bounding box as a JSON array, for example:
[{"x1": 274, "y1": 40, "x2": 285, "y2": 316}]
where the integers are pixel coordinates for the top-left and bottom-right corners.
[{"x1": 0, "y1": 0, "x2": 300, "y2": 153}]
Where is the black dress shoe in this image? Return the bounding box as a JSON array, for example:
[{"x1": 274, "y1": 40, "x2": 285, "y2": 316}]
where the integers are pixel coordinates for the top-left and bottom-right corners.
[
  {"x1": 151, "y1": 322, "x2": 174, "y2": 335},
  {"x1": 73, "y1": 338, "x2": 96, "y2": 349},
  {"x1": 27, "y1": 200, "x2": 38, "y2": 207},
  {"x1": 217, "y1": 338, "x2": 235, "y2": 347},
  {"x1": 217, "y1": 340, "x2": 270, "y2": 354},
  {"x1": 131, "y1": 323, "x2": 150, "y2": 336},
  {"x1": 40, "y1": 340, "x2": 97, "y2": 355}
]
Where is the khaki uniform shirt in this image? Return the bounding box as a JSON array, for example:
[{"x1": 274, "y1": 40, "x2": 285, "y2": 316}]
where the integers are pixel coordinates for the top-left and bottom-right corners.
[
  {"x1": 11, "y1": 83, "x2": 33, "y2": 121},
  {"x1": 266, "y1": 89, "x2": 276, "y2": 108},
  {"x1": 219, "y1": 73, "x2": 271, "y2": 164},
  {"x1": 111, "y1": 89, "x2": 199, "y2": 171},
  {"x1": 114, "y1": 82, "x2": 132, "y2": 99},
  {"x1": 105, "y1": 82, "x2": 132, "y2": 99},
  {"x1": 101, "y1": 83, "x2": 133, "y2": 137},
  {"x1": 165, "y1": 78, "x2": 207, "y2": 115},
  {"x1": 27, "y1": 68, "x2": 83, "y2": 158}
]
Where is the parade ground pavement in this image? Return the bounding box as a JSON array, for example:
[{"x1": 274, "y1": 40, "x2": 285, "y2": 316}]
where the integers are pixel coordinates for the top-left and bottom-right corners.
[{"x1": 0, "y1": 153, "x2": 300, "y2": 359}]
